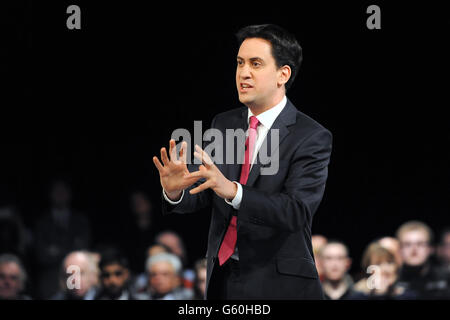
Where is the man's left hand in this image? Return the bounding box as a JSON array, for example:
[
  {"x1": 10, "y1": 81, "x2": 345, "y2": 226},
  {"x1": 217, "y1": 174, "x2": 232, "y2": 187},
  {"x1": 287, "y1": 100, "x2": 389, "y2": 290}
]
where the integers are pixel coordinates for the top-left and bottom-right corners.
[{"x1": 184, "y1": 145, "x2": 237, "y2": 200}]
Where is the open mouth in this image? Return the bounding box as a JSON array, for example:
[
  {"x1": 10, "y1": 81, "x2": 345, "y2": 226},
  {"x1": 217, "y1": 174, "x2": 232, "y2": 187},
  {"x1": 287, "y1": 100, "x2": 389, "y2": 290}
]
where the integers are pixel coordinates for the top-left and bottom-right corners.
[{"x1": 240, "y1": 83, "x2": 253, "y2": 92}]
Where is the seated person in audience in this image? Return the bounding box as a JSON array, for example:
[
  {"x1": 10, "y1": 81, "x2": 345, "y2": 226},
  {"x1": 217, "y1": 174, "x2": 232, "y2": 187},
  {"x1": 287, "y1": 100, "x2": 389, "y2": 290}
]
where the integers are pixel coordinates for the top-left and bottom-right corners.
[
  {"x1": 319, "y1": 241, "x2": 356, "y2": 300},
  {"x1": 146, "y1": 253, "x2": 193, "y2": 300},
  {"x1": 154, "y1": 230, "x2": 195, "y2": 288},
  {"x1": 95, "y1": 249, "x2": 145, "y2": 300},
  {"x1": 396, "y1": 221, "x2": 450, "y2": 299},
  {"x1": 352, "y1": 242, "x2": 416, "y2": 299},
  {"x1": 377, "y1": 236, "x2": 403, "y2": 267},
  {"x1": 131, "y1": 243, "x2": 173, "y2": 294},
  {"x1": 0, "y1": 254, "x2": 31, "y2": 300},
  {"x1": 193, "y1": 258, "x2": 207, "y2": 300},
  {"x1": 52, "y1": 251, "x2": 99, "y2": 300}
]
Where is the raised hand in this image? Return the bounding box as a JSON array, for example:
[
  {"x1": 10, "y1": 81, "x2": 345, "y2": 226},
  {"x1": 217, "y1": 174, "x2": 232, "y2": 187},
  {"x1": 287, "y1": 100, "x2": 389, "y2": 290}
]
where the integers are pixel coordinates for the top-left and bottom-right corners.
[
  {"x1": 185, "y1": 144, "x2": 237, "y2": 200},
  {"x1": 153, "y1": 139, "x2": 199, "y2": 201}
]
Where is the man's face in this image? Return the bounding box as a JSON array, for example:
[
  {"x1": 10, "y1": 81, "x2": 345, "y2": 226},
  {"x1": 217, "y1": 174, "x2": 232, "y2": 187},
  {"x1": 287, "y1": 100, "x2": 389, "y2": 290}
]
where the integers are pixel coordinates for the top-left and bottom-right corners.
[
  {"x1": 100, "y1": 264, "x2": 129, "y2": 297},
  {"x1": 64, "y1": 253, "x2": 94, "y2": 298},
  {"x1": 196, "y1": 267, "x2": 207, "y2": 297},
  {"x1": 400, "y1": 230, "x2": 432, "y2": 266},
  {"x1": 321, "y1": 244, "x2": 351, "y2": 282},
  {"x1": 158, "y1": 234, "x2": 183, "y2": 258},
  {"x1": 0, "y1": 263, "x2": 23, "y2": 299},
  {"x1": 149, "y1": 261, "x2": 179, "y2": 296},
  {"x1": 236, "y1": 38, "x2": 283, "y2": 109}
]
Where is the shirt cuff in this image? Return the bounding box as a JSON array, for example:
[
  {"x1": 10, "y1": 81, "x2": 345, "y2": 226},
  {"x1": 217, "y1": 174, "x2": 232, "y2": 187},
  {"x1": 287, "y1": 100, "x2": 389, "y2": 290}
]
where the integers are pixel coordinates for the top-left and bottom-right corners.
[
  {"x1": 163, "y1": 189, "x2": 184, "y2": 205},
  {"x1": 224, "y1": 181, "x2": 242, "y2": 210}
]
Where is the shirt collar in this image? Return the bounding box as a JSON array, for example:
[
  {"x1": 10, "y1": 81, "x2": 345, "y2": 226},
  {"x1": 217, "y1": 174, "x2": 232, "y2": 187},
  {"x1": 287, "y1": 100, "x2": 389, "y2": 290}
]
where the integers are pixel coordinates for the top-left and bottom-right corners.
[{"x1": 247, "y1": 95, "x2": 287, "y2": 129}]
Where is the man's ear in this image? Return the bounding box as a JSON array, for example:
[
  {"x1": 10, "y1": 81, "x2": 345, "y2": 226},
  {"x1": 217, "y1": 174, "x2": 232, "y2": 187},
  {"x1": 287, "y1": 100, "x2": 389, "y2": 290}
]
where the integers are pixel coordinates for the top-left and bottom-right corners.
[{"x1": 278, "y1": 65, "x2": 291, "y2": 87}]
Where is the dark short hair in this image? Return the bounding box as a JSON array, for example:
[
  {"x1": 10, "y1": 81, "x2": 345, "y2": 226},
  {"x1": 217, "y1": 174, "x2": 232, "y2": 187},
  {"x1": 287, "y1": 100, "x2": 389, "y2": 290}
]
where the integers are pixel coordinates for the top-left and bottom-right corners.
[
  {"x1": 236, "y1": 24, "x2": 303, "y2": 90},
  {"x1": 99, "y1": 248, "x2": 129, "y2": 270}
]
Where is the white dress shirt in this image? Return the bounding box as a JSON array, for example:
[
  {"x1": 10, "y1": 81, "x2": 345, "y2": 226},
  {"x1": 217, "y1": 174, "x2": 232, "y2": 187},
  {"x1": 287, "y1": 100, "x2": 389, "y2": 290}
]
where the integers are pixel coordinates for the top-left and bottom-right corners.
[{"x1": 163, "y1": 95, "x2": 288, "y2": 210}]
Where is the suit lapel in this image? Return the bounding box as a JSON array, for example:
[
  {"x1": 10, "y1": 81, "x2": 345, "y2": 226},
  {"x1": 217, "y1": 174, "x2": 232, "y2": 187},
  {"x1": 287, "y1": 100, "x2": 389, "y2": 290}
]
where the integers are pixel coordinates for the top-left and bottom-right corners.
[{"x1": 226, "y1": 108, "x2": 248, "y2": 182}]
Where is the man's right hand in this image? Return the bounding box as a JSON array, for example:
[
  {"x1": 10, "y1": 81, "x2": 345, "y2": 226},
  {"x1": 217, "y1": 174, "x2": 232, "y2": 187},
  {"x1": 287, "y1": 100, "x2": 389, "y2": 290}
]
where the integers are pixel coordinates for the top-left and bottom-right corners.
[{"x1": 153, "y1": 139, "x2": 199, "y2": 201}]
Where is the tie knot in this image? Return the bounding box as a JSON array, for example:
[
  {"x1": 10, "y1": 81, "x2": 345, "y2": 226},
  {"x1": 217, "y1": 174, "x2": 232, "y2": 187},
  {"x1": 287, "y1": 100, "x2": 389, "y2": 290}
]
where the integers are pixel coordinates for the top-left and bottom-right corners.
[{"x1": 249, "y1": 116, "x2": 259, "y2": 130}]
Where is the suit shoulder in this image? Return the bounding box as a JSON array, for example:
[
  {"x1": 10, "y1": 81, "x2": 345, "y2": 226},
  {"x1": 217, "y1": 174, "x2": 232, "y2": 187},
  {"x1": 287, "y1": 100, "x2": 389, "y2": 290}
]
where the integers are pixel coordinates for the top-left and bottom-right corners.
[
  {"x1": 213, "y1": 106, "x2": 247, "y2": 122},
  {"x1": 294, "y1": 108, "x2": 332, "y2": 137}
]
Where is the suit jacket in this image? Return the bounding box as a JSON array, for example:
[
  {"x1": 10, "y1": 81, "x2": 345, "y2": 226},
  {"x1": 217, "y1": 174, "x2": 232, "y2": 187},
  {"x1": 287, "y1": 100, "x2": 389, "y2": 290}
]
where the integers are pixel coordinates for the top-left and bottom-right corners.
[{"x1": 162, "y1": 98, "x2": 332, "y2": 299}]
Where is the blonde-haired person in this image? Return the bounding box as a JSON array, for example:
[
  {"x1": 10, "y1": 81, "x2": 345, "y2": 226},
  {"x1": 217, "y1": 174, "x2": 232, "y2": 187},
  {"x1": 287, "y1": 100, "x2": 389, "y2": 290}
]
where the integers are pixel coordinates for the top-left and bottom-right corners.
[
  {"x1": 352, "y1": 242, "x2": 415, "y2": 299},
  {"x1": 396, "y1": 221, "x2": 450, "y2": 299},
  {"x1": 319, "y1": 241, "x2": 355, "y2": 300}
]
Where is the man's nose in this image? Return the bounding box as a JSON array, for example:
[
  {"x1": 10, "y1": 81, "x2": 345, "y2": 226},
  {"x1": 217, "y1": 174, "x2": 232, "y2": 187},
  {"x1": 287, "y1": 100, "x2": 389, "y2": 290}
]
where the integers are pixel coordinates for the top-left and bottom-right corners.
[{"x1": 239, "y1": 65, "x2": 251, "y2": 79}]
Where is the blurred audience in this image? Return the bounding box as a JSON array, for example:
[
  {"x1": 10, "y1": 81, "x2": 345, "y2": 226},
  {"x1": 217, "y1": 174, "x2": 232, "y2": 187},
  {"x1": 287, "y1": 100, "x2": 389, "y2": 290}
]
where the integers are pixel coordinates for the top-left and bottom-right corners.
[
  {"x1": 155, "y1": 230, "x2": 195, "y2": 289},
  {"x1": 0, "y1": 254, "x2": 31, "y2": 300},
  {"x1": 0, "y1": 206, "x2": 33, "y2": 262},
  {"x1": 437, "y1": 228, "x2": 450, "y2": 277},
  {"x1": 193, "y1": 258, "x2": 207, "y2": 300},
  {"x1": 396, "y1": 221, "x2": 450, "y2": 299},
  {"x1": 155, "y1": 231, "x2": 188, "y2": 266},
  {"x1": 34, "y1": 179, "x2": 92, "y2": 298},
  {"x1": 378, "y1": 236, "x2": 403, "y2": 267},
  {"x1": 352, "y1": 242, "x2": 415, "y2": 299},
  {"x1": 319, "y1": 241, "x2": 356, "y2": 300},
  {"x1": 123, "y1": 191, "x2": 159, "y2": 273},
  {"x1": 312, "y1": 234, "x2": 328, "y2": 281},
  {"x1": 1, "y1": 178, "x2": 450, "y2": 301},
  {"x1": 52, "y1": 251, "x2": 98, "y2": 300},
  {"x1": 95, "y1": 248, "x2": 144, "y2": 300},
  {"x1": 132, "y1": 243, "x2": 173, "y2": 294},
  {"x1": 145, "y1": 253, "x2": 193, "y2": 300}
]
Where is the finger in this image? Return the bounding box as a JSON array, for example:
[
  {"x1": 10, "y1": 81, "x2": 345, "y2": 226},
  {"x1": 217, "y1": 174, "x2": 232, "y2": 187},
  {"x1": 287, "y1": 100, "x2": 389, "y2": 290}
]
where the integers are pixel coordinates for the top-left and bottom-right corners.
[
  {"x1": 153, "y1": 156, "x2": 164, "y2": 172},
  {"x1": 189, "y1": 180, "x2": 213, "y2": 195},
  {"x1": 169, "y1": 139, "x2": 178, "y2": 162},
  {"x1": 195, "y1": 145, "x2": 214, "y2": 167},
  {"x1": 183, "y1": 174, "x2": 203, "y2": 185},
  {"x1": 179, "y1": 141, "x2": 187, "y2": 164},
  {"x1": 185, "y1": 167, "x2": 208, "y2": 180},
  {"x1": 160, "y1": 147, "x2": 170, "y2": 166},
  {"x1": 197, "y1": 146, "x2": 214, "y2": 166}
]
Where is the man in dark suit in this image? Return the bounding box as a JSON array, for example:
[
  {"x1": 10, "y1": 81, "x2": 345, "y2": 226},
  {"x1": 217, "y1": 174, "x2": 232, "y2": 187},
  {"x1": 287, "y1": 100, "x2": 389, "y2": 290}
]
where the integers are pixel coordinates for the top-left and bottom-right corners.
[{"x1": 153, "y1": 24, "x2": 332, "y2": 299}]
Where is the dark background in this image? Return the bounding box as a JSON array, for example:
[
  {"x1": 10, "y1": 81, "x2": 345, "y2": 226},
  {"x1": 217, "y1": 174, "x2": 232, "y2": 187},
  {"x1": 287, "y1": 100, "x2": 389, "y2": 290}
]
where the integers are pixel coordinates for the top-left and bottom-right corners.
[{"x1": 1, "y1": 1, "x2": 449, "y2": 275}]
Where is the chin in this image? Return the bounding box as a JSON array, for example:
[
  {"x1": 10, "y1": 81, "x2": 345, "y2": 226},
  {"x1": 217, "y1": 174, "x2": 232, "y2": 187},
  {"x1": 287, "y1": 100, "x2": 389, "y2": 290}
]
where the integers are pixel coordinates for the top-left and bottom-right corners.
[{"x1": 238, "y1": 95, "x2": 254, "y2": 106}]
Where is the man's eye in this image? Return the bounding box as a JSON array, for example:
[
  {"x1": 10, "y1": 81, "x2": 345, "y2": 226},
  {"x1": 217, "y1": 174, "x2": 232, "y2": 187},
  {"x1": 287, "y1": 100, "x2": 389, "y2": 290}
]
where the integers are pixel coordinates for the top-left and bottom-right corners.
[
  {"x1": 252, "y1": 62, "x2": 261, "y2": 67},
  {"x1": 237, "y1": 60, "x2": 243, "y2": 66}
]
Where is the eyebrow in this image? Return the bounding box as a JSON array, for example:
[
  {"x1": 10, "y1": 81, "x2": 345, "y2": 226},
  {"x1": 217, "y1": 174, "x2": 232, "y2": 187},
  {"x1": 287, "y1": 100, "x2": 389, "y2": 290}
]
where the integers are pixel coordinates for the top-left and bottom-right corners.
[{"x1": 237, "y1": 56, "x2": 264, "y2": 62}]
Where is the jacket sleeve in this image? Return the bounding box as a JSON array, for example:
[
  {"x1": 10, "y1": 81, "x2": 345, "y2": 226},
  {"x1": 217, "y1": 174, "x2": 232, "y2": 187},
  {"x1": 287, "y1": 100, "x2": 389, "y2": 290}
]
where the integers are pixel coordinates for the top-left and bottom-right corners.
[{"x1": 238, "y1": 128, "x2": 332, "y2": 232}]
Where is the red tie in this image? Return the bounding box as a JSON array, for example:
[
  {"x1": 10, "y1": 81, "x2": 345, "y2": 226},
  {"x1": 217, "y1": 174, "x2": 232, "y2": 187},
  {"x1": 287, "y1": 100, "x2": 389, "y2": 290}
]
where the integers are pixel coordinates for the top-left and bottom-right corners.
[{"x1": 218, "y1": 115, "x2": 260, "y2": 266}]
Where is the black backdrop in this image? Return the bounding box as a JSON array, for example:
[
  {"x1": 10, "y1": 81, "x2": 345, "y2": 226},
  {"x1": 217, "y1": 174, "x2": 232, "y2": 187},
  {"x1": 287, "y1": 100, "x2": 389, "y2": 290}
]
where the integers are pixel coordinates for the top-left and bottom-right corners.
[{"x1": 2, "y1": 1, "x2": 449, "y2": 274}]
